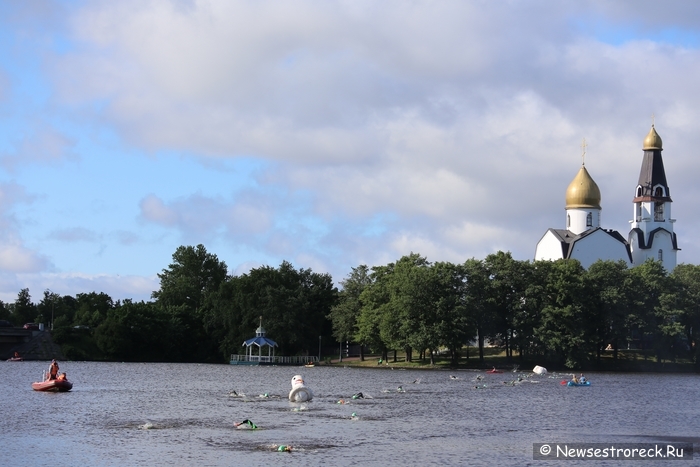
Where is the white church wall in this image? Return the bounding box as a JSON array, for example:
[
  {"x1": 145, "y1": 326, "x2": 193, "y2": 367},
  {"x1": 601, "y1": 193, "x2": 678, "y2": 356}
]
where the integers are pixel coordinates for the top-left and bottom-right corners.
[
  {"x1": 535, "y1": 231, "x2": 565, "y2": 261},
  {"x1": 567, "y1": 208, "x2": 600, "y2": 235},
  {"x1": 631, "y1": 229, "x2": 676, "y2": 272},
  {"x1": 569, "y1": 232, "x2": 631, "y2": 269}
]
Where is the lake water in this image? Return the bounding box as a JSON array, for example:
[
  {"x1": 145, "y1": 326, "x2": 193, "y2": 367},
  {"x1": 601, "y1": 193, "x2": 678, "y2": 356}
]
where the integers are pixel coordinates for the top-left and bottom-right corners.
[{"x1": 2, "y1": 361, "x2": 698, "y2": 466}]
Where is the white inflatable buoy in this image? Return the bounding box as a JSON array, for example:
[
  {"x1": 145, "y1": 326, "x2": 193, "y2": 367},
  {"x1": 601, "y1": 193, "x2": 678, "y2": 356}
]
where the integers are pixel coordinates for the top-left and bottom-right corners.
[
  {"x1": 533, "y1": 365, "x2": 547, "y2": 375},
  {"x1": 288, "y1": 375, "x2": 313, "y2": 402}
]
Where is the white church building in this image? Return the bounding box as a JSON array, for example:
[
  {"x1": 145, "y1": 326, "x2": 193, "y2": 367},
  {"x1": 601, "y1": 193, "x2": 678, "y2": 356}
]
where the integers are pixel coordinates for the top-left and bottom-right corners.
[{"x1": 535, "y1": 125, "x2": 679, "y2": 272}]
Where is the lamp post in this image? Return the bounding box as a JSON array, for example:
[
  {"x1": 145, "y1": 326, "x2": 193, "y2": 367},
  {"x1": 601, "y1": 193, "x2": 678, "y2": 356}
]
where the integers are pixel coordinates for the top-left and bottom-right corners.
[{"x1": 46, "y1": 288, "x2": 55, "y2": 331}]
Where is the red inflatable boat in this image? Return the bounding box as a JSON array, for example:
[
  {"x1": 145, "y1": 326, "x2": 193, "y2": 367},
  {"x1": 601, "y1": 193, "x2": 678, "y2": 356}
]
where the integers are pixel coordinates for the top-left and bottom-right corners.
[{"x1": 32, "y1": 379, "x2": 73, "y2": 392}]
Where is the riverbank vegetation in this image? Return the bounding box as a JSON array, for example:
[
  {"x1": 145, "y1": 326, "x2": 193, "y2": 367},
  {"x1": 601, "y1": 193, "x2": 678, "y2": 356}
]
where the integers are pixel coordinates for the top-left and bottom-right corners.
[{"x1": 1, "y1": 245, "x2": 698, "y2": 371}]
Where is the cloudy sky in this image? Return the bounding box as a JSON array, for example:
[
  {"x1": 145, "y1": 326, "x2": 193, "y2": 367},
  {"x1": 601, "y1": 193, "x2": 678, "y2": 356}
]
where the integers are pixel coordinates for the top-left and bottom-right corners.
[{"x1": 1, "y1": 0, "x2": 699, "y2": 303}]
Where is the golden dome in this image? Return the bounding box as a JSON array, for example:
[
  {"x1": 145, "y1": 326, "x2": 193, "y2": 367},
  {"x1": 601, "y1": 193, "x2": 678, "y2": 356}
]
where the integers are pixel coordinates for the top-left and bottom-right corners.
[
  {"x1": 565, "y1": 165, "x2": 601, "y2": 209},
  {"x1": 643, "y1": 125, "x2": 662, "y2": 150}
]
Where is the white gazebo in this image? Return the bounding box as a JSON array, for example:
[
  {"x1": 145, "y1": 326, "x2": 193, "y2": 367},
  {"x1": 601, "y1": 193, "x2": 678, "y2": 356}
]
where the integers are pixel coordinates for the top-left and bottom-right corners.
[
  {"x1": 229, "y1": 317, "x2": 318, "y2": 366},
  {"x1": 240, "y1": 318, "x2": 278, "y2": 363}
]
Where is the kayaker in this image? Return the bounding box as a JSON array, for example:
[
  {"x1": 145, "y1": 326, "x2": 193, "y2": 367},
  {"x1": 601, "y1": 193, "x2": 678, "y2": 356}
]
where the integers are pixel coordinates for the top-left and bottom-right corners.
[
  {"x1": 48, "y1": 360, "x2": 59, "y2": 380},
  {"x1": 234, "y1": 419, "x2": 257, "y2": 429},
  {"x1": 571, "y1": 374, "x2": 578, "y2": 384},
  {"x1": 579, "y1": 374, "x2": 586, "y2": 383}
]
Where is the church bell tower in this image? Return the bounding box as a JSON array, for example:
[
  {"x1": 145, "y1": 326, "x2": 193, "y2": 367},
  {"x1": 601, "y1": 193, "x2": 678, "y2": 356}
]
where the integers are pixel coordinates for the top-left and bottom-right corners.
[{"x1": 628, "y1": 125, "x2": 679, "y2": 271}]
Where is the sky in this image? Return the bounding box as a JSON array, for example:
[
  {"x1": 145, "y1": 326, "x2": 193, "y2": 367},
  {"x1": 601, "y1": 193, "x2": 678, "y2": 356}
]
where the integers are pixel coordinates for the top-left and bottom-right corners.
[{"x1": 1, "y1": 0, "x2": 700, "y2": 304}]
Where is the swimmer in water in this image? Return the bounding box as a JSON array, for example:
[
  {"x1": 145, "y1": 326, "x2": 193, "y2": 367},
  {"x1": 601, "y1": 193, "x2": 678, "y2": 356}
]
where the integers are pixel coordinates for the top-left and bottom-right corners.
[
  {"x1": 337, "y1": 399, "x2": 347, "y2": 404},
  {"x1": 397, "y1": 386, "x2": 405, "y2": 393},
  {"x1": 352, "y1": 392, "x2": 364, "y2": 399},
  {"x1": 234, "y1": 419, "x2": 258, "y2": 429},
  {"x1": 450, "y1": 375, "x2": 458, "y2": 380},
  {"x1": 276, "y1": 445, "x2": 292, "y2": 452}
]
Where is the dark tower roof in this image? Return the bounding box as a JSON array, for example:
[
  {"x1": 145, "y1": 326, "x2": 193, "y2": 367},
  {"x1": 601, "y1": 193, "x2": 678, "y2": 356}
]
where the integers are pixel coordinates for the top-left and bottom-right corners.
[{"x1": 634, "y1": 125, "x2": 671, "y2": 203}]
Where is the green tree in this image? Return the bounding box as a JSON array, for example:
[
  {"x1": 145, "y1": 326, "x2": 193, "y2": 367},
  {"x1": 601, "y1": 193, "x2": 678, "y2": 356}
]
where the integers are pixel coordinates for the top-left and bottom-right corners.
[
  {"x1": 208, "y1": 260, "x2": 336, "y2": 360},
  {"x1": 94, "y1": 301, "x2": 172, "y2": 361},
  {"x1": 384, "y1": 253, "x2": 431, "y2": 362},
  {"x1": 431, "y1": 261, "x2": 473, "y2": 365},
  {"x1": 356, "y1": 264, "x2": 394, "y2": 361},
  {"x1": 587, "y1": 260, "x2": 633, "y2": 363},
  {"x1": 629, "y1": 259, "x2": 675, "y2": 362},
  {"x1": 671, "y1": 264, "x2": 700, "y2": 368},
  {"x1": 0, "y1": 300, "x2": 10, "y2": 322},
  {"x1": 484, "y1": 251, "x2": 525, "y2": 362},
  {"x1": 669, "y1": 264, "x2": 700, "y2": 367},
  {"x1": 516, "y1": 260, "x2": 550, "y2": 360},
  {"x1": 11, "y1": 288, "x2": 36, "y2": 325},
  {"x1": 536, "y1": 259, "x2": 593, "y2": 368},
  {"x1": 73, "y1": 292, "x2": 114, "y2": 328},
  {"x1": 152, "y1": 244, "x2": 228, "y2": 310},
  {"x1": 328, "y1": 265, "x2": 371, "y2": 360},
  {"x1": 151, "y1": 244, "x2": 229, "y2": 362},
  {"x1": 462, "y1": 258, "x2": 491, "y2": 364}
]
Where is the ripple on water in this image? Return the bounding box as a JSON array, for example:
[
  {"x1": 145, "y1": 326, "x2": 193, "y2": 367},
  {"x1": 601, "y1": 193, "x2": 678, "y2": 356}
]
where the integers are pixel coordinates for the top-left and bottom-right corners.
[{"x1": 3, "y1": 363, "x2": 699, "y2": 467}]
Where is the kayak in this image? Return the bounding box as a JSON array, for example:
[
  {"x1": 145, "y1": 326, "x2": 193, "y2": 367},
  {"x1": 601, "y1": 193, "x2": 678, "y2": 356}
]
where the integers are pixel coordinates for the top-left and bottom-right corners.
[
  {"x1": 486, "y1": 369, "x2": 503, "y2": 374},
  {"x1": 6, "y1": 357, "x2": 23, "y2": 362},
  {"x1": 32, "y1": 379, "x2": 73, "y2": 392},
  {"x1": 566, "y1": 381, "x2": 591, "y2": 387}
]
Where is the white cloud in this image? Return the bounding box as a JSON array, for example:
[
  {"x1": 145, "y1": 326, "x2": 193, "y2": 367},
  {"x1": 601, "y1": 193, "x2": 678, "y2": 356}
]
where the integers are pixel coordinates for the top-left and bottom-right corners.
[
  {"x1": 2, "y1": 0, "x2": 700, "y2": 302},
  {"x1": 0, "y1": 272, "x2": 159, "y2": 304},
  {"x1": 0, "y1": 243, "x2": 48, "y2": 273}
]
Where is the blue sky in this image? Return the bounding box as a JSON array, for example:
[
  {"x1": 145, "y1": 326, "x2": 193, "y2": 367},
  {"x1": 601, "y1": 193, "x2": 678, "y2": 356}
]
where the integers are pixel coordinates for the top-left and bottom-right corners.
[{"x1": 1, "y1": 0, "x2": 700, "y2": 303}]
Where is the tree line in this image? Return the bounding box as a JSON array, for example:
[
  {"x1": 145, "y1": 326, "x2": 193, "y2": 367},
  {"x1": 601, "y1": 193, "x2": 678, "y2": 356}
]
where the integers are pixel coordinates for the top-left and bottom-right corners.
[
  {"x1": 1, "y1": 245, "x2": 699, "y2": 368},
  {"x1": 0, "y1": 245, "x2": 335, "y2": 362},
  {"x1": 329, "y1": 251, "x2": 700, "y2": 369}
]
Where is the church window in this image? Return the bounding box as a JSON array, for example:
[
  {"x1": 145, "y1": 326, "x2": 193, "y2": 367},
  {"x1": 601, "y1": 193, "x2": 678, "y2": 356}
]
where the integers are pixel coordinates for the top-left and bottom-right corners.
[
  {"x1": 654, "y1": 187, "x2": 664, "y2": 197},
  {"x1": 567, "y1": 214, "x2": 570, "y2": 229},
  {"x1": 654, "y1": 202, "x2": 664, "y2": 221},
  {"x1": 636, "y1": 203, "x2": 642, "y2": 221},
  {"x1": 586, "y1": 212, "x2": 592, "y2": 227},
  {"x1": 636, "y1": 186, "x2": 642, "y2": 197},
  {"x1": 658, "y1": 249, "x2": 663, "y2": 261}
]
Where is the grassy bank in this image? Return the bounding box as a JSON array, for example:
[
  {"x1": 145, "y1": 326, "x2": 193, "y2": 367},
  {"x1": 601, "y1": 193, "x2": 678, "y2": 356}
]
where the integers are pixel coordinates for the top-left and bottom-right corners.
[{"x1": 321, "y1": 348, "x2": 699, "y2": 373}]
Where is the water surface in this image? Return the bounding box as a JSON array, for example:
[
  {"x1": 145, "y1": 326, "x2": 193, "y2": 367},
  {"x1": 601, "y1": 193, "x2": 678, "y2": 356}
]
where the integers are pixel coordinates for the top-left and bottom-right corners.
[{"x1": 2, "y1": 361, "x2": 698, "y2": 466}]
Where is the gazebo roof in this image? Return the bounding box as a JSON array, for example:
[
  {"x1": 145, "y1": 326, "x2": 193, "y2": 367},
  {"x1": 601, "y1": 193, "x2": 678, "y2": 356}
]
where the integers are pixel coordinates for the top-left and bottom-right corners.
[{"x1": 242, "y1": 336, "x2": 278, "y2": 348}]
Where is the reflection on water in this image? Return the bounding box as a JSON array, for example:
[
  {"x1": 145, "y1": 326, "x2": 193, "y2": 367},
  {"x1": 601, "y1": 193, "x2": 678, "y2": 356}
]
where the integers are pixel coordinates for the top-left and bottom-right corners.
[{"x1": 2, "y1": 361, "x2": 698, "y2": 466}]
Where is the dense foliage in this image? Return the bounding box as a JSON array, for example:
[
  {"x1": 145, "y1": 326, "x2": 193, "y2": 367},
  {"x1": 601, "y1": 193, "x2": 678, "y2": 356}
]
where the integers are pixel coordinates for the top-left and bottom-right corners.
[
  {"x1": 2, "y1": 245, "x2": 336, "y2": 362},
  {"x1": 3, "y1": 244, "x2": 700, "y2": 369},
  {"x1": 330, "y1": 253, "x2": 700, "y2": 369}
]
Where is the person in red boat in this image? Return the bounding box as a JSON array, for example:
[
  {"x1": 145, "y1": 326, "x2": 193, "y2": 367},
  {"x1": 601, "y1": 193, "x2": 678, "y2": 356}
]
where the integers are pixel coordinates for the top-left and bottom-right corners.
[
  {"x1": 57, "y1": 372, "x2": 67, "y2": 381},
  {"x1": 48, "y1": 360, "x2": 59, "y2": 380}
]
